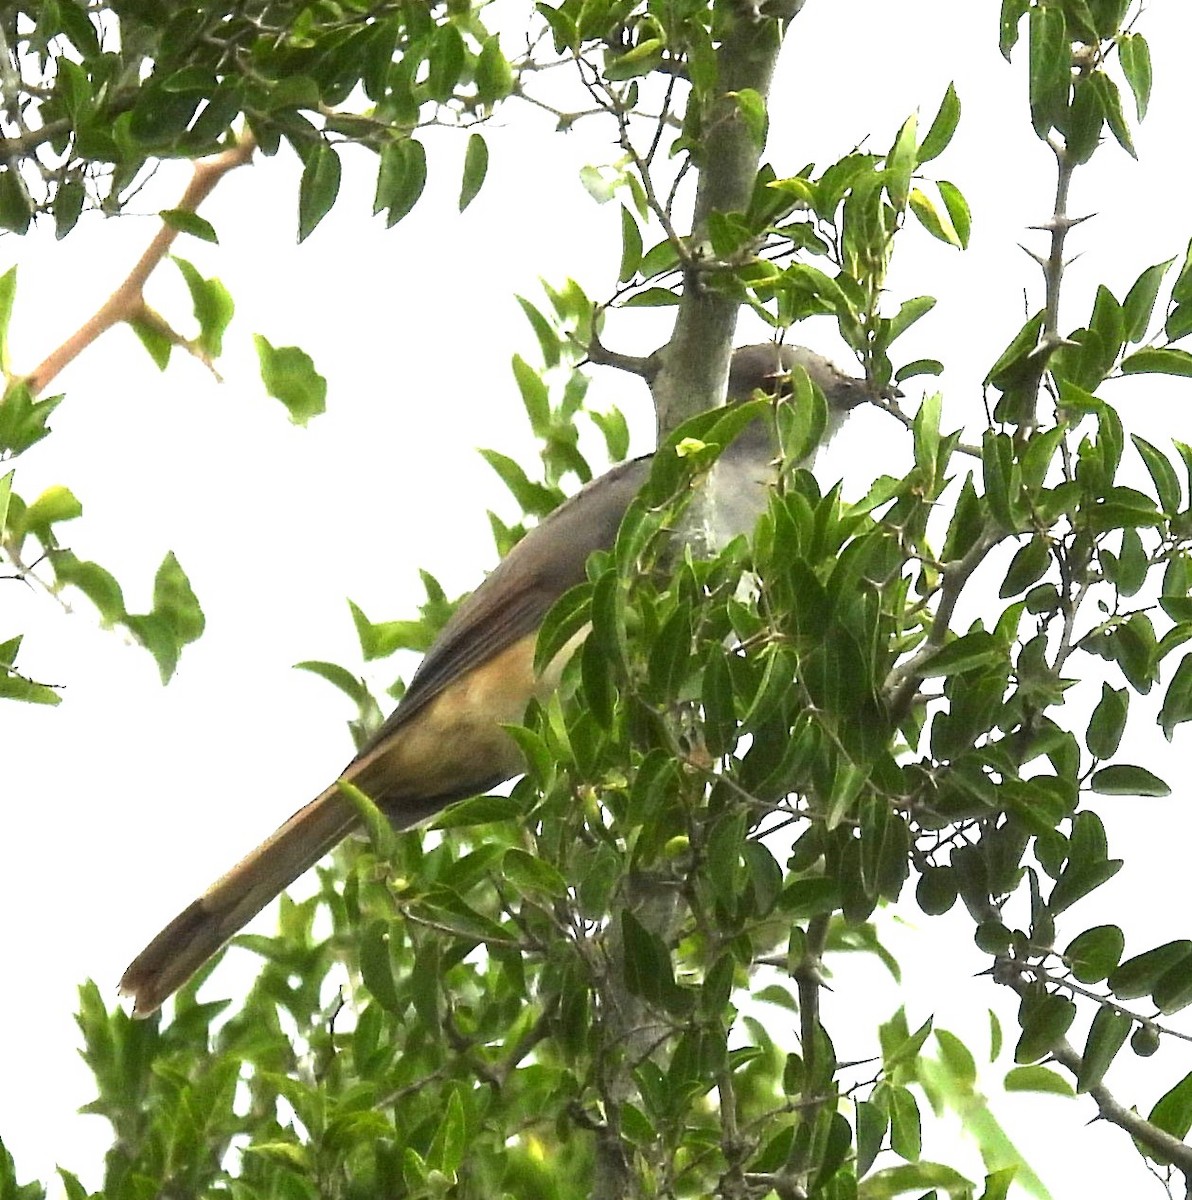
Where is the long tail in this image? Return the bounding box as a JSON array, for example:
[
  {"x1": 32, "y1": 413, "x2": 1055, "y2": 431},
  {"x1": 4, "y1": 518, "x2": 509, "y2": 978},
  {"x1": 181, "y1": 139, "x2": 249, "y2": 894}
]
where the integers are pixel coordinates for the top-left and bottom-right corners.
[{"x1": 119, "y1": 785, "x2": 359, "y2": 1017}]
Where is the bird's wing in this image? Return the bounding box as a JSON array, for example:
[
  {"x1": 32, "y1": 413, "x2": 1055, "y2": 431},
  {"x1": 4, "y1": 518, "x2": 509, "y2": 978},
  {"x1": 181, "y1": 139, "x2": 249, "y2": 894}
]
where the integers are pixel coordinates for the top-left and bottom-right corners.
[{"x1": 350, "y1": 454, "x2": 651, "y2": 758}]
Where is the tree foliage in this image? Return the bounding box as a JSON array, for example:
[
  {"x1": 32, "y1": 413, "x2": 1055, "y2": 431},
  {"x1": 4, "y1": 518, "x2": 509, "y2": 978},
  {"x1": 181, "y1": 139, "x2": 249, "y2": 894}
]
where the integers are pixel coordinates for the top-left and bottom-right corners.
[{"x1": 4, "y1": 0, "x2": 1192, "y2": 1198}]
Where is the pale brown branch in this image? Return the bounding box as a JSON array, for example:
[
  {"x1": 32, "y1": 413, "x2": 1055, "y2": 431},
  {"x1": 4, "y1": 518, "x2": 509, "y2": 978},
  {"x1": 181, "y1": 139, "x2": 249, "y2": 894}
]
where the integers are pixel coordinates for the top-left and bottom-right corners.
[{"x1": 23, "y1": 134, "x2": 257, "y2": 395}]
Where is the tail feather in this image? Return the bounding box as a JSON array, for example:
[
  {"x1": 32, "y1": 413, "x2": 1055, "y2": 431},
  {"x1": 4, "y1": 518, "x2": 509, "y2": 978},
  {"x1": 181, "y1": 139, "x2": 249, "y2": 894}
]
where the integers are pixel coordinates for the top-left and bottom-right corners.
[{"x1": 119, "y1": 785, "x2": 358, "y2": 1017}]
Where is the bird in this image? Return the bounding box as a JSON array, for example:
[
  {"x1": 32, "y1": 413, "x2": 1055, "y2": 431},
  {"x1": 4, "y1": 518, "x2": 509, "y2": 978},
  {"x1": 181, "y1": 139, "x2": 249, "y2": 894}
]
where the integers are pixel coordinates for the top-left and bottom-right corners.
[{"x1": 119, "y1": 343, "x2": 868, "y2": 1016}]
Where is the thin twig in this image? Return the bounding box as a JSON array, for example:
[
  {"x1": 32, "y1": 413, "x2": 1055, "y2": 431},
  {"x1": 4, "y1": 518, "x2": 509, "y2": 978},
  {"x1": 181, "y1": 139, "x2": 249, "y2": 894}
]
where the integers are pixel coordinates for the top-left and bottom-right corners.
[
  {"x1": 23, "y1": 133, "x2": 257, "y2": 395},
  {"x1": 1001, "y1": 966, "x2": 1192, "y2": 1187}
]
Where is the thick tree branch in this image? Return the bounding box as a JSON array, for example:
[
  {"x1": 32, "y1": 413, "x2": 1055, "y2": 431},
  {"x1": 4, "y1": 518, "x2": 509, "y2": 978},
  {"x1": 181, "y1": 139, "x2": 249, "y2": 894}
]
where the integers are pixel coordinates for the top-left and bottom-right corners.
[
  {"x1": 652, "y1": 0, "x2": 807, "y2": 438},
  {"x1": 23, "y1": 134, "x2": 257, "y2": 396}
]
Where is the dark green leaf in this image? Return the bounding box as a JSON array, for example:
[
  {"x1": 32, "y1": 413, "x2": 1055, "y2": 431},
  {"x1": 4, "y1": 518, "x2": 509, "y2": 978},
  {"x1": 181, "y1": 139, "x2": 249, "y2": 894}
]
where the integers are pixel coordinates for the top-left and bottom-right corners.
[
  {"x1": 1121, "y1": 347, "x2": 1192, "y2": 378},
  {"x1": 502, "y1": 848, "x2": 567, "y2": 898},
  {"x1": 1086, "y1": 683, "x2": 1128, "y2": 760},
  {"x1": 358, "y1": 919, "x2": 402, "y2": 1014},
  {"x1": 1014, "y1": 993, "x2": 1077, "y2": 1062},
  {"x1": 1090, "y1": 764, "x2": 1170, "y2": 797},
  {"x1": 1131, "y1": 434, "x2": 1181, "y2": 513},
  {"x1": 1000, "y1": 0, "x2": 1030, "y2": 59},
  {"x1": 920, "y1": 631, "x2": 1004, "y2": 677},
  {"x1": 1161, "y1": 653, "x2": 1192, "y2": 739},
  {"x1": 1064, "y1": 924, "x2": 1125, "y2": 984},
  {"x1": 1028, "y1": 5, "x2": 1069, "y2": 138},
  {"x1": 1147, "y1": 1070, "x2": 1192, "y2": 1162},
  {"x1": 1117, "y1": 33, "x2": 1152, "y2": 121},
  {"x1": 1122, "y1": 259, "x2": 1172, "y2": 344},
  {"x1": 459, "y1": 132, "x2": 488, "y2": 212},
  {"x1": 1109, "y1": 941, "x2": 1192, "y2": 1000},
  {"x1": 1078, "y1": 1006, "x2": 1131, "y2": 1092},
  {"x1": 918, "y1": 83, "x2": 961, "y2": 162},
  {"x1": 298, "y1": 142, "x2": 341, "y2": 242},
  {"x1": 0, "y1": 169, "x2": 32, "y2": 234},
  {"x1": 888, "y1": 1085, "x2": 921, "y2": 1161},
  {"x1": 937, "y1": 180, "x2": 972, "y2": 249}
]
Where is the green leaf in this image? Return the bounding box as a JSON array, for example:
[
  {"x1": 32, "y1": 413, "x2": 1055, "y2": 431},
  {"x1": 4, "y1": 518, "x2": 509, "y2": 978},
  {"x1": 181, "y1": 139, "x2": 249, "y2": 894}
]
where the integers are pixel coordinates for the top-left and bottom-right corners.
[
  {"x1": 375, "y1": 138, "x2": 427, "y2": 226},
  {"x1": 1003, "y1": 1065, "x2": 1074, "y2": 1095},
  {"x1": 1090, "y1": 764, "x2": 1170, "y2": 797},
  {"x1": 1000, "y1": 536, "x2": 1049, "y2": 598},
  {"x1": 502, "y1": 848, "x2": 567, "y2": 898},
  {"x1": 254, "y1": 335, "x2": 327, "y2": 425},
  {"x1": 0, "y1": 267, "x2": 15, "y2": 375},
  {"x1": 0, "y1": 168, "x2": 32, "y2": 234},
  {"x1": 1028, "y1": 4, "x2": 1069, "y2": 139},
  {"x1": 1121, "y1": 259, "x2": 1173, "y2": 344},
  {"x1": 918, "y1": 83, "x2": 961, "y2": 162},
  {"x1": 622, "y1": 286, "x2": 680, "y2": 308},
  {"x1": 604, "y1": 38, "x2": 664, "y2": 81},
  {"x1": 23, "y1": 484, "x2": 82, "y2": 537},
  {"x1": 511, "y1": 354, "x2": 549, "y2": 435},
  {"x1": 908, "y1": 186, "x2": 962, "y2": 248},
  {"x1": 173, "y1": 257, "x2": 234, "y2": 359},
  {"x1": 459, "y1": 132, "x2": 488, "y2": 212},
  {"x1": 478, "y1": 448, "x2": 558, "y2": 517},
  {"x1": 920, "y1": 631, "x2": 1004, "y2": 677},
  {"x1": 1064, "y1": 924, "x2": 1125, "y2": 984},
  {"x1": 427, "y1": 23, "x2": 465, "y2": 102},
  {"x1": 1153, "y1": 952, "x2": 1192, "y2": 1015},
  {"x1": 618, "y1": 205, "x2": 642, "y2": 283},
  {"x1": 1089, "y1": 70, "x2": 1135, "y2": 158},
  {"x1": 888, "y1": 1085, "x2": 921, "y2": 1161},
  {"x1": 1147, "y1": 1070, "x2": 1192, "y2": 1162},
  {"x1": 1078, "y1": 1006, "x2": 1131, "y2": 1093},
  {"x1": 1161, "y1": 653, "x2": 1192, "y2": 739},
  {"x1": 1109, "y1": 940, "x2": 1192, "y2": 1000},
  {"x1": 428, "y1": 1089, "x2": 467, "y2": 1175},
  {"x1": 151, "y1": 550, "x2": 204, "y2": 645},
  {"x1": 358, "y1": 919, "x2": 402, "y2": 1014},
  {"x1": 516, "y1": 295, "x2": 561, "y2": 367},
  {"x1": 294, "y1": 659, "x2": 367, "y2": 703},
  {"x1": 130, "y1": 315, "x2": 172, "y2": 370},
  {"x1": 1131, "y1": 434, "x2": 1181, "y2": 513},
  {"x1": 1000, "y1": 0, "x2": 1030, "y2": 59},
  {"x1": 298, "y1": 141, "x2": 342, "y2": 242},
  {"x1": 1117, "y1": 33, "x2": 1152, "y2": 121},
  {"x1": 888, "y1": 295, "x2": 936, "y2": 344},
  {"x1": 621, "y1": 909, "x2": 688, "y2": 1014},
  {"x1": 1121, "y1": 347, "x2": 1192, "y2": 378},
  {"x1": 52, "y1": 553, "x2": 125, "y2": 625},
  {"x1": 475, "y1": 35, "x2": 514, "y2": 105},
  {"x1": 731, "y1": 88, "x2": 767, "y2": 149},
  {"x1": 886, "y1": 112, "x2": 917, "y2": 209},
  {"x1": 856, "y1": 1099, "x2": 887, "y2": 1175},
  {"x1": 338, "y1": 779, "x2": 398, "y2": 861},
  {"x1": 861, "y1": 1162, "x2": 975, "y2": 1199},
  {"x1": 1014, "y1": 993, "x2": 1077, "y2": 1063},
  {"x1": 937, "y1": 180, "x2": 972, "y2": 249},
  {"x1": 1086, "y1": 682, "x2": 1128, "y2": 759},
  {"x1": 159, "y1": 209, "x2": 218, "y2": 243}
]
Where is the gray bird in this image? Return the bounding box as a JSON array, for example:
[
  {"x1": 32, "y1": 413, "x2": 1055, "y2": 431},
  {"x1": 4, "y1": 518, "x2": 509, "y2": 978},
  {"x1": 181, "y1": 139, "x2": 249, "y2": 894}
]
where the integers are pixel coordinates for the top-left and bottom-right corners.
[{"x1": 120, "y1": 343, "x2": 867, "y2": 1016}]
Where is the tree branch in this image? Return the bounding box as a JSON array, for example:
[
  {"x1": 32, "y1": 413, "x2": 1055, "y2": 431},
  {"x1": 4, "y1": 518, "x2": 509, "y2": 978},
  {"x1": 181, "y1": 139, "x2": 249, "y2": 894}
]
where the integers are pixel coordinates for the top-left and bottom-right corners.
[
  {"x1": 652, "y1": 0, "x2": 806, "y2": 438},
  {"x1": 23, "y1": 134, "x2": 257, "y2": 396},
  {"x1": 1001, "y1": 968, "x2": 1192, "y2": 1190}
]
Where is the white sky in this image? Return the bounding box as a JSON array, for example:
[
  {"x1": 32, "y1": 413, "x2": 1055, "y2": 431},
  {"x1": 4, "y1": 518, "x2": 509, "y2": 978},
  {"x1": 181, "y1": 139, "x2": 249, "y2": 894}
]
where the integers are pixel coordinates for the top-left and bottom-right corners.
[{"x1": 4, "y1": 1, "x2": 1192, "y2": 1193}]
